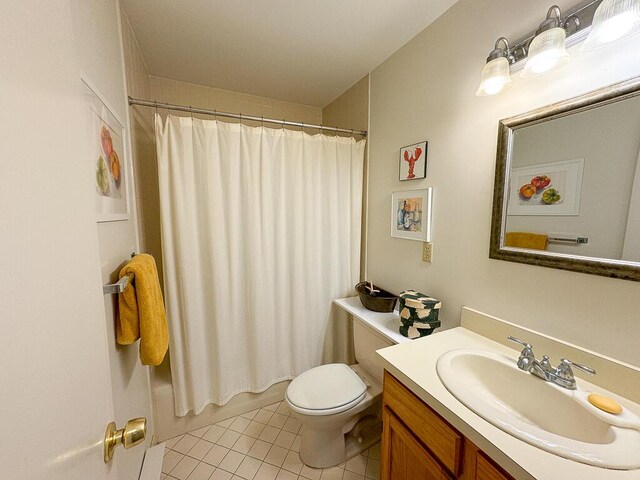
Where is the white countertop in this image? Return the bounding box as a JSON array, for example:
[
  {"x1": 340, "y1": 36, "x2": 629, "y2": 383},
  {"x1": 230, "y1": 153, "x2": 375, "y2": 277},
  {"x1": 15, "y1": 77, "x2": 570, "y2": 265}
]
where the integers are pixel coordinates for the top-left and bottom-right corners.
[
  {"x1": 376, "y1": 327, "x2": 640, "y2": 480},
  {"x1": 333, "y1": 296, "x2": 410, "y2": 345}
]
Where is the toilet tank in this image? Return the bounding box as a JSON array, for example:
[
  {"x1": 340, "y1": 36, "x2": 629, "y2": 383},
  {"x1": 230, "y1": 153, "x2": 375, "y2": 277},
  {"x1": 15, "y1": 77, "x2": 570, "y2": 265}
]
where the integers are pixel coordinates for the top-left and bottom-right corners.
[{"x1": 352, "y1": 312, "x2": 409, "y2": 385}]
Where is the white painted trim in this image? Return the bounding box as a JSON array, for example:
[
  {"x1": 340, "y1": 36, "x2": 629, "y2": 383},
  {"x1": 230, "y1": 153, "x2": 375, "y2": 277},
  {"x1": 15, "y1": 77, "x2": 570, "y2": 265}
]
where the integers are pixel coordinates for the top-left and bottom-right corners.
[{"x1": 138, "y1": 443, "x2": 164, "y2": 480}]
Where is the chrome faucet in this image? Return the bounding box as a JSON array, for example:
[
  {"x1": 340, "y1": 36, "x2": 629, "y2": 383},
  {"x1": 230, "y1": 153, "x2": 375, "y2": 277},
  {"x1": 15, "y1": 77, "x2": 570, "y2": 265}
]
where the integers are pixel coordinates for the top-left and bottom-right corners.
[
  {"x1": 507, "y1": 336, "x2": 595, "y2": 390},
  {"x1": 553, "y1": 358, "x2": 597, "y2": 389}
]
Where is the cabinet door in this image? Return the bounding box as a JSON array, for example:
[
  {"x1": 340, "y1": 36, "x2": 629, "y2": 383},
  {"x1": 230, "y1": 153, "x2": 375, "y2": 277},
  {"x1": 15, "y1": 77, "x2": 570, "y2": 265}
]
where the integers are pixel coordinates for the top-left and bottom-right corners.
[
  {"x1": 383, "y1": 371, "x2": 462, "y2": 475},
  {"x1": 381, "y1": 407, "x2": 452, "y2": 480},
  {"x1": 475, "y1": 452, "x2": 513, "y2": 480}
]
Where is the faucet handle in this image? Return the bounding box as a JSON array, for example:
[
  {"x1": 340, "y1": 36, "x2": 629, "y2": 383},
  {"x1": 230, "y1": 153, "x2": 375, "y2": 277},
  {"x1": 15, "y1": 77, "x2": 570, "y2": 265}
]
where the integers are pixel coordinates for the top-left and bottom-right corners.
[
  {"x1": 551, "y1": 358, "x2": 595, "y2": 390},
  {"x1": 508, "y1": 336, "x2": 536, "y2": 371},
  {"x1": 539, "y1": 355, "x2": 553, "y2": 373},
  {"x1": 559, "y1": 358, "x2": 596, "y2": 376},
  {"x1": 507, "y1": 335, "x2": 532, "y2": 350}
]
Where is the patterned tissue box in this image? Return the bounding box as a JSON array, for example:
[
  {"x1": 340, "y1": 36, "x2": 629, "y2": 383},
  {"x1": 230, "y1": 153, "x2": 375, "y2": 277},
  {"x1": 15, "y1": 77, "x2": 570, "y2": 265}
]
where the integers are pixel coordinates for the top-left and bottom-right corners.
[{"x1": 398, "y1": 290, "x2": 442, "y2": 339}]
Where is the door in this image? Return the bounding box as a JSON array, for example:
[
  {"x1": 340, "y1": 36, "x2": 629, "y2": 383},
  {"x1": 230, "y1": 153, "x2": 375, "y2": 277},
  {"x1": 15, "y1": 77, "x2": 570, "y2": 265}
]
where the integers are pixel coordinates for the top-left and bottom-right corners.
[{"x1": 0, "y1": 2, "x2": 119, "y2": 479}]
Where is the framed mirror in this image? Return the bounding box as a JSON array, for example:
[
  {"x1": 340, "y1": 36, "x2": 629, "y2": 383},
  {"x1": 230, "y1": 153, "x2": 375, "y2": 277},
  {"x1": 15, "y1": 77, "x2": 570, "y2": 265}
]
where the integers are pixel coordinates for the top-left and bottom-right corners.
[{"x1": 490, "y1": 76, "x2": 640, "y2": 282}]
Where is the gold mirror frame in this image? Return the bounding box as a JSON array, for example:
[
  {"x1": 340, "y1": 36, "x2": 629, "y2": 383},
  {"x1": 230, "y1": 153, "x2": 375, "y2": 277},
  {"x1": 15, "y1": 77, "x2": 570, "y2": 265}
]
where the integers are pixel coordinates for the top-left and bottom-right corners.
[{"x1": 490, "y1": 75, "x2": 640, "y2": 282}]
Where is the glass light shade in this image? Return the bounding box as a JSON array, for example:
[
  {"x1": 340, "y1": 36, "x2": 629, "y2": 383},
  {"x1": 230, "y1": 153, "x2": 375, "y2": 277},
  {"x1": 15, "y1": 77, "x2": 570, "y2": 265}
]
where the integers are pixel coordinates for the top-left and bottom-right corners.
[
  {"x1": 582, "y1": 0, "x2": 640, "y2": 50},
  {"x1": 476, "y1": 57, "x2": 512, "y2": 96},
  {"x1": 521, "y1": 27, "x2": 570, "y2": 78}
]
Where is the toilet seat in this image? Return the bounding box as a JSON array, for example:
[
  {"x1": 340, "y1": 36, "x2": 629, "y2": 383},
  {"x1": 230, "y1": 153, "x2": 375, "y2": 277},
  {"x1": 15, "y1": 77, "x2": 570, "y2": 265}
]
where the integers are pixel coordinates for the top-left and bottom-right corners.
[{"x1": 286, "y1": 363, "x2": 367, "y2": 416}]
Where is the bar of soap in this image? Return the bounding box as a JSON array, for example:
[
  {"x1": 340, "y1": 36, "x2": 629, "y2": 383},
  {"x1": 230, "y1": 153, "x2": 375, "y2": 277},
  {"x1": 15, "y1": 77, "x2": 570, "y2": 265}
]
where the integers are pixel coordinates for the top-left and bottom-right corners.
[{"x1": 588, "y1": 393, "x2": 623, "y2": 414}]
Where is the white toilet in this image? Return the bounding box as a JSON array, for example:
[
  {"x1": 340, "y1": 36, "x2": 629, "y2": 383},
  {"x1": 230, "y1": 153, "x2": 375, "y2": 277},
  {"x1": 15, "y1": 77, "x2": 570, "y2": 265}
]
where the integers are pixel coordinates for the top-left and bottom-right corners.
[{"x1": 285, "y1": 308, "x2": 408, "y2": 468}]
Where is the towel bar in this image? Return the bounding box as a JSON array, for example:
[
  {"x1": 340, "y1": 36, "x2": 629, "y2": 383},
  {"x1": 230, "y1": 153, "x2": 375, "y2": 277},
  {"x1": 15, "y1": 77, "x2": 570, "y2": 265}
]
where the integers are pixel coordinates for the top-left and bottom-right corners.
[
  {"x1": 103, "y1": 274, "x2": 132, "y2": 295},
  {"x1": 548, "y1": 235, "x2": 589, "y2": 244}
]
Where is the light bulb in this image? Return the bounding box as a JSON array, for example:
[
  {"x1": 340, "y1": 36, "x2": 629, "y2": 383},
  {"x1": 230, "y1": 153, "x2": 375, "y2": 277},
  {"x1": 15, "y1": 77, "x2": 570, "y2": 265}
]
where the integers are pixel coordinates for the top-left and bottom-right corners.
[
  {"x1": 522, "y1": 27, "x2": 570, "y2": 78},
  {"x1": 482, "y1": 78, "x2": 508, "y2": 96},
  {"x1": 582, "y1": 0, "x2": 640, "y2": 50},
  {"x1": 527, "y1": 50, "x2": 565, "y2": 74},
  {"x1": 598, "y1": 12, "x2": 636, "y2": 41},
  {"x1": 476, "y1": 57, "x2": 512, "y2": 96}
]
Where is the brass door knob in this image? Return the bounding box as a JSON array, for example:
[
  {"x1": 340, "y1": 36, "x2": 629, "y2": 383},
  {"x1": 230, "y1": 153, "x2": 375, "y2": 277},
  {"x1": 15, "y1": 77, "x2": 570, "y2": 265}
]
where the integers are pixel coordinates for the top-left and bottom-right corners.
[{"x1": 103, "y1": 417, "x2": 147, "y2": 463}]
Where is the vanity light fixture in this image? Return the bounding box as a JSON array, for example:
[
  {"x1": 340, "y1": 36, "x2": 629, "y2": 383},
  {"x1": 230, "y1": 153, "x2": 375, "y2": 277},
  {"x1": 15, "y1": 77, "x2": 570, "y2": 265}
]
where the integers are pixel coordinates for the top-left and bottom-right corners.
[
  {"x1": 476, "y1": 38, "x2": 513, "y2": 96},
  {"x1": 474, "y1": 1, "x2": 640, "y2": 96},
  {"x1": 582, "y1": 0, "x2": 640, "y2": 50},
  {"x1": 521, "y1": 6, "x2": 578, "y2": 78}
]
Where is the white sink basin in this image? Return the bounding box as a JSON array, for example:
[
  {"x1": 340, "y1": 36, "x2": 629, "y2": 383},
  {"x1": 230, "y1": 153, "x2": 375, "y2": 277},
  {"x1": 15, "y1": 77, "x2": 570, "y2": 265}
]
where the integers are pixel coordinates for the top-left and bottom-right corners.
[{"x1": 436, "y1": 349, "x2": 640, "y2": 470}]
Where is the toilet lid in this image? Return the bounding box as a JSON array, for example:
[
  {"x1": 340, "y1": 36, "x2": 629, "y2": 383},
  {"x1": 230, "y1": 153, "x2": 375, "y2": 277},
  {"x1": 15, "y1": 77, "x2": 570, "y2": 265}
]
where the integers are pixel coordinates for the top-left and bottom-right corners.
[{"x1": 286, "y1": 363, "x2": 367, "y2": 412}]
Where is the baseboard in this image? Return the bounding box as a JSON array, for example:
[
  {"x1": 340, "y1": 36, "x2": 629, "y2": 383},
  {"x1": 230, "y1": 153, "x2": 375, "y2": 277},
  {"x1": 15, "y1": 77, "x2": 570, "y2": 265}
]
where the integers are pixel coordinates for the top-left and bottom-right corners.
[{"x1": 152, "y1": 380, "x2": 290, "y2": 441}]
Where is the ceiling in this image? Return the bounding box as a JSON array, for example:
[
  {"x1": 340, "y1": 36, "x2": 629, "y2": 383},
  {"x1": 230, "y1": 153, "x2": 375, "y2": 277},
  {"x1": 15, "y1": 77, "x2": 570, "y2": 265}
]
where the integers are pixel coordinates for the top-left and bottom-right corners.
[{"x1": 121, "y1": 0, "x2": 458, "y2": 107}]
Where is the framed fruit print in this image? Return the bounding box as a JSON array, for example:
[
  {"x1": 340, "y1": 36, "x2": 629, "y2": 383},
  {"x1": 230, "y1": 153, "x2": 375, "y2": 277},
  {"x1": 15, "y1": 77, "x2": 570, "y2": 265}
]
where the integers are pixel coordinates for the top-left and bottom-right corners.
[
  {"x1": 82, "y1": 77, "x2": 131, "y2": 222},
  {"x1": 399, "y1": 141, "x2": 427, "y2": 181},
  {"x1": 507, "y1": 159, "x2": 584, "y2": 216}
]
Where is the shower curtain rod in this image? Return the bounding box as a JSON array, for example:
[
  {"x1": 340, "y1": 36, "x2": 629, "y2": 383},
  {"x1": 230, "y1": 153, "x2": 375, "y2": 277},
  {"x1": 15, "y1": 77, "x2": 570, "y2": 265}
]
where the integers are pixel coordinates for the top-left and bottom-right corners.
[{"x1": 128, "y1": 97, "x2": 368, "y2": 137}]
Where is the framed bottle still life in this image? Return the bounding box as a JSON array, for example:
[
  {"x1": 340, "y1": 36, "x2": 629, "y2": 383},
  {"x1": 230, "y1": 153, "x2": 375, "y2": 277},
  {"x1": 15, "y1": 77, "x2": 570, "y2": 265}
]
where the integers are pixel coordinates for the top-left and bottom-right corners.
[
  {"x1": 399, "y1": 141, "x2": 428, "y2": 181},
  {"x1": 391, "y1": 188, "x2": 433, "y2": 242}
]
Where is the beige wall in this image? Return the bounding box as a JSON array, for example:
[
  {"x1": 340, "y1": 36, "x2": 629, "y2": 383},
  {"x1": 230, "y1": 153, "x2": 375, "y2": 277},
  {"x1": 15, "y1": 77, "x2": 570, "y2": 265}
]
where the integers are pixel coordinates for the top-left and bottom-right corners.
[
  {"x1": 367, "y1": 0, "x2": 640, "y2": 366},
  {"x1": 323, "y1": 75, "x2": 369, "y2": 133},
  {"x1": 323, "y1": 75, "x2": 370, "y2": 279},
  {"x1": 121, "y1": 12, "x2": 160, "y2": 288},
  {"x1": 150, "y1": 76, "x2": 322, "y2": 128}
]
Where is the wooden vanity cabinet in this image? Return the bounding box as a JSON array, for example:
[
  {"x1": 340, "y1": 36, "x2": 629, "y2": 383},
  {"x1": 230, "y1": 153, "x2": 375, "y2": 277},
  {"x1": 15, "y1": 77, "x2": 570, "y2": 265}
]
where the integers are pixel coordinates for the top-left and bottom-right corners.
[
  {"x1": 381, "y1": 371, "x2": 514, "y2": 480},
  {"x1": 382, "y1": 407, "x2": 453, "y2": 480}
]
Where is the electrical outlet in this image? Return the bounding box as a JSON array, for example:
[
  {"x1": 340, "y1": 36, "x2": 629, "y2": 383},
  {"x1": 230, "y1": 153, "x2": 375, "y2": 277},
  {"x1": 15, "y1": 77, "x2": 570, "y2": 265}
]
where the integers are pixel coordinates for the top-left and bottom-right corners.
[{"x1": 422, "y1": 242, "x2": 432, "y2": 262}]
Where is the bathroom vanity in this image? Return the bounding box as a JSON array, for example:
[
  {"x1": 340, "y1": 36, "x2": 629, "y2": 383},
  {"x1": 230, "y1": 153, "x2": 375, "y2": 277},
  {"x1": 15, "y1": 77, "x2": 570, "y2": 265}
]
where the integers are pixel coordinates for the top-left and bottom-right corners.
[
  {"x1": 376, "y1": 308, "x2": 640, "y2": 480},
  {"x1": 382, "y1": 369, "x2": 512, "y2": 480}
]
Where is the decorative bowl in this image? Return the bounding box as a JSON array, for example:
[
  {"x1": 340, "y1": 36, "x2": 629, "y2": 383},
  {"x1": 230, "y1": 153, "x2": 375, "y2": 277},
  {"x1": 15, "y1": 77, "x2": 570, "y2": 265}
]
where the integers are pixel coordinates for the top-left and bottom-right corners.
[{"x1": 355, "y1": 282, "x2": 398, "y2": 313}]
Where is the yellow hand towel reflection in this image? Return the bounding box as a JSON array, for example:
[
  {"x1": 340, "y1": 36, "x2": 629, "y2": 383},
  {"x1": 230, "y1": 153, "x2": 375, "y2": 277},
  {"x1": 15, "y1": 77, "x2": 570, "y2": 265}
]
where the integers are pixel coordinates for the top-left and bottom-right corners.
[{"x1": 504, "y1": 232, "x2": 549, "y2": 251}]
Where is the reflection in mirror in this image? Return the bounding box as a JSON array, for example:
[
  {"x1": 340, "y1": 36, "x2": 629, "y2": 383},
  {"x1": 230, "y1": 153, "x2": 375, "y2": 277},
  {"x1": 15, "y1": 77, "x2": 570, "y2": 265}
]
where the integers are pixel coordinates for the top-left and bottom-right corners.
[
  {"x1": 507, "y1": 95, "x2": 640, "y2": 261},
  {"x1": 490, "y1": 76, "x2": 640, "y2": 281}
]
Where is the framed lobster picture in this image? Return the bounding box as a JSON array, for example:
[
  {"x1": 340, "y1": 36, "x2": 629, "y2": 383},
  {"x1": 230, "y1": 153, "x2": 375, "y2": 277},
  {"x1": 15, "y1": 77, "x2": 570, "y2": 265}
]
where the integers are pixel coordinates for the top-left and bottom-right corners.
[{"x1": 399, "y1": 141, "x2": 428, "y2": 181}]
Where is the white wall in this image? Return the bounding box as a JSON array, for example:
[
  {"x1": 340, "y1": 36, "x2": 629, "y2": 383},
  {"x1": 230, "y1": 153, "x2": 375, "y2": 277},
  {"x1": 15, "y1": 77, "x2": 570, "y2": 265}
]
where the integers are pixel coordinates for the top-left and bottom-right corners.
[
  {"x1": 368, "y1": 0, "x2": 640, "y2": 366},
  {"x1": 623, "y1": 150, "x2": 640, "y2": 261},
  {"x1": 507, "y1": 96, "x2": 640, "y2": 258},
  {"x1": 69, "y1": 0, "x2": 154, "y2": 475}
]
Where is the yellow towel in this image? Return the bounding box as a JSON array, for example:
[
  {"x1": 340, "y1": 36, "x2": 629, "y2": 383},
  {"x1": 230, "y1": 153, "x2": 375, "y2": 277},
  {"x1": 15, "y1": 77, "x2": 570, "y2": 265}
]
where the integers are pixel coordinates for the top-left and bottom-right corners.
[
  {"x1": 117, "y1": 254, "x2": 169, "y2": 366},
  {"x1": 505, "y1": 232, "x2": 549, "y2": 251}
]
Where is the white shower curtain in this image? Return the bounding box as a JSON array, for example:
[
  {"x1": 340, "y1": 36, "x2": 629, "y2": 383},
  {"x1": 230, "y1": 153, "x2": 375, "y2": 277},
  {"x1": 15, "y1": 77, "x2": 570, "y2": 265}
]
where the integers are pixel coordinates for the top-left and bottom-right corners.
[{"x1": 155, "y1": 115, "x2": 365, "y2": 415}]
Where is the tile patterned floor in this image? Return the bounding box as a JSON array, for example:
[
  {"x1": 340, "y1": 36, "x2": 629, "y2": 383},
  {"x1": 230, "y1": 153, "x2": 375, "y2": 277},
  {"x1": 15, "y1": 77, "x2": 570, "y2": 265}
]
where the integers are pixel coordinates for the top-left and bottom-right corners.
[{"x1": 161, "y1": 401, "x2": 381, "y2": 480}]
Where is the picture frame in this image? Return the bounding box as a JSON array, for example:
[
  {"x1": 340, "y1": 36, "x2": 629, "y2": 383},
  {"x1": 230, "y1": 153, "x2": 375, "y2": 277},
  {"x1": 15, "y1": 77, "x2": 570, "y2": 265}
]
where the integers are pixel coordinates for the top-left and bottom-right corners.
[
  {"x1": 507, "y1": 159, "x2": 584, "y2": 216},
  {"x1": 399, "y1": 141, "x2": 428, "y2": 181},
  {"x1": 82, "y1": 77, "x2": 131, "y2": 222},
  {"x1": 391, "y1": 187, "x2": 433, "y2": 242}
]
